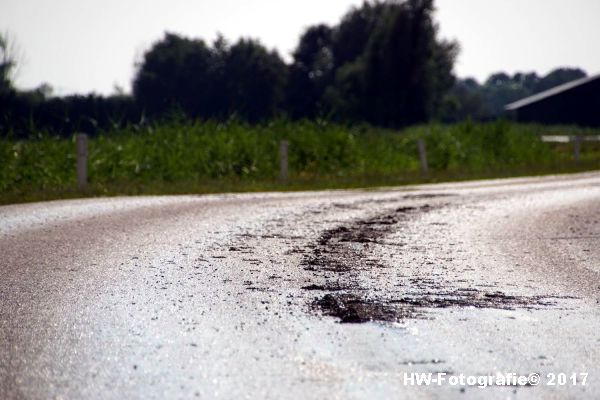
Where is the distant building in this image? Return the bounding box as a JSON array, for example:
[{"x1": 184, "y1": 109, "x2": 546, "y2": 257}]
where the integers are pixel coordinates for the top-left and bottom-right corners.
[{"x1": 505, "y1": 73, "x2": 600, "y2": 127}]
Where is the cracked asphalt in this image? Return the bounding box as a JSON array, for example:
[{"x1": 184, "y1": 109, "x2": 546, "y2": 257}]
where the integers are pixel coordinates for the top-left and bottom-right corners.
[{"x1": 1, "y1": 172, "x2": 599, "y2": 399}]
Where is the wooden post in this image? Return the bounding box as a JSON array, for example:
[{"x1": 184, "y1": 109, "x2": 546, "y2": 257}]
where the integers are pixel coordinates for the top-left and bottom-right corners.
[
  {"x1": 279, "y1": 140, "x2": 289, "y2": 183},
  {"x1": 76, "y1": 133, "x2": 88, "y2": 190},
  {"x1": 574, "y1": 134, "x2": 582, "y2": 162},
  {"x1": 417, "y1": 138, "x2": 428, "y2": 175}
]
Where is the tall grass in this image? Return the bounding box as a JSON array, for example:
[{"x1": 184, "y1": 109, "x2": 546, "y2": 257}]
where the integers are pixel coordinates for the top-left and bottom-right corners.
[{"x1": 1, "y1": 119, "x2": 599, "y2": 203}]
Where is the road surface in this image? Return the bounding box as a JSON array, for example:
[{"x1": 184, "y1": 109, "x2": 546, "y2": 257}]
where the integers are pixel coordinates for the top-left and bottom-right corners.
[{"x1": 1, "y1": 172, "x2": 599, "y2": 399}]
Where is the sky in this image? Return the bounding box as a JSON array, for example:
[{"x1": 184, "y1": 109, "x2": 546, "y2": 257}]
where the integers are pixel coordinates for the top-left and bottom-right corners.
[{"x1": 1, "y1": 0, "x2": 600, "y2": 96}]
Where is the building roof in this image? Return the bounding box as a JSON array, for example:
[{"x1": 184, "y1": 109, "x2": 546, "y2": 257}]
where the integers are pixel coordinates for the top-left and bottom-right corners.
[{"x1": 505, "y1": 72, "x2": 600, "y2": 111}]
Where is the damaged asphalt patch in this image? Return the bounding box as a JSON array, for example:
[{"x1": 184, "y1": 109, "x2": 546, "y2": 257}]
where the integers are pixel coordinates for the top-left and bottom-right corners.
[{"x1": 301, "y1": 201, "x2": 570, "y2": 324}]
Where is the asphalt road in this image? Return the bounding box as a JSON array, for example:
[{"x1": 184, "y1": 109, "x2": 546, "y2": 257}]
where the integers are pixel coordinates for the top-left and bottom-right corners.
[{"x1": 1, "y1": 172, "x2": 599, "y2": 399}]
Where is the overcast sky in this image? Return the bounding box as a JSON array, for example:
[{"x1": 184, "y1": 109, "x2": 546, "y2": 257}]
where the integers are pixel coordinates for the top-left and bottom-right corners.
[{"x1": 2, "y1": 0, "x2": 599, "y2": 95}]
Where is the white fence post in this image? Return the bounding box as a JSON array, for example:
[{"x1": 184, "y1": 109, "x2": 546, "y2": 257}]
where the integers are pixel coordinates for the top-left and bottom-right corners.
[
  {"x1": 417, "y1": 138, "x2": 429, "y2": 175},
  {"x1": 279, "y1": 140, "x2": 289, "y2": 183},
  {"x1": 76, "y1": 133, "x2": 88, "y2": 191}
]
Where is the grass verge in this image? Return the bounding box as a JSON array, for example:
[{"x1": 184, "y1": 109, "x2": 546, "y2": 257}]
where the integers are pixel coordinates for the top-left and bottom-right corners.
[{"x1": 1, "y1": 119, "x2": 599, "y2": 205}]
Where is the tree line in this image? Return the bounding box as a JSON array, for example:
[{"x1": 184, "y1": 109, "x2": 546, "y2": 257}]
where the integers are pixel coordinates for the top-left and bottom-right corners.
[
  {"x1": 440, "y1": 68, "x2": 587, "y2": 122},
  {"x1": 0, "y1": 0, "x2": 588, "y2": 138}
]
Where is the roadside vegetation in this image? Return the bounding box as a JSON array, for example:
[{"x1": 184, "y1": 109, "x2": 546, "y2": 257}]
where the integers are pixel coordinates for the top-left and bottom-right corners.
[
  {"x1": 1, "y1": 120, "x2": 598, "y2": 204},
  {"x1": 2, "y1": 1, "x2": 598, "y2": 205}
]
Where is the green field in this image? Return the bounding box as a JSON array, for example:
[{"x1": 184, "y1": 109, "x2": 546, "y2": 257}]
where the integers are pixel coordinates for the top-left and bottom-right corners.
[{"x1": 1, "y1": 119, "x2": 599, "y2": 205}]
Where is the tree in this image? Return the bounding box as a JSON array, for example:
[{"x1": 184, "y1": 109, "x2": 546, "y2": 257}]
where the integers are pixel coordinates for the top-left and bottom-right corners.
[
  {"x1": 286, "y1": 25, "x2": 334, "y2": 118},
  {"x1": 223, "y1": 39, "x2": 288, "y2": 121},
  {"x1": 0, "y1": 32, "x2": 20, "y2": 96},
  {"x1": 482, "y1": 73, "x2": 530, "y2": 116},
  {"x1": 512, "y1": 72, "x2": 540, "y2": 93},
  {"x1": 535, "y1": 67, "x2": 586, "y2": 92},
  {"x1": 438, "y1": 78, "x2": 490, "y2": 122},
  {"x1": 485, "y1": 72, "x2": 511, "y2": 88},
  {"x1": 332, "y1": 2, "x2": 388, "y2": 68},
  {"x1": 439, "y1": 67, "x2": 589, "y2": 121},
  {"x1": 132, "y1": 33, "x2": 218, "y2": 118},
  {"x1": 327, "y1": 0, "x2": 458, "y2": 126},
  {"x1": 132, "y1": 33, "x2": 287, "y2": 121}
]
